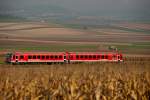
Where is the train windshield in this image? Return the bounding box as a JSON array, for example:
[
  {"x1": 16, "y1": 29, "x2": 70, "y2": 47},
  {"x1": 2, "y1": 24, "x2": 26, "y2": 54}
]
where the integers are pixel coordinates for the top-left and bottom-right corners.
[{"x1": 6, "y1": 53, "x2": 12, "y2": 59}]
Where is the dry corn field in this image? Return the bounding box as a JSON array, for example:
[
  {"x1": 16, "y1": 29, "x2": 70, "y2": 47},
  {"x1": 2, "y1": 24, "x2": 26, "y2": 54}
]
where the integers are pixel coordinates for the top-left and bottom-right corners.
[{"x1": 0, "y1": 57, "x2": 150, "y2": 100}]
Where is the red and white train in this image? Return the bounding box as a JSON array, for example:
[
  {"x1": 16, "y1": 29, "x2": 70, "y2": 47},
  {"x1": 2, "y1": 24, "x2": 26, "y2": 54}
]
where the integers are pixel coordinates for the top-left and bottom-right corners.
[{"x1": 5, "y1": 51, "x2": 123, "y2": 64}]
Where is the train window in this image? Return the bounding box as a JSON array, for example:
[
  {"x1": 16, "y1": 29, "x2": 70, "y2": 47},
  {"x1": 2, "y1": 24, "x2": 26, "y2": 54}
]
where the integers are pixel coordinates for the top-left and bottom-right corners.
[
  {"x1": 102, "y1": 55, "x2": 104, "y2": 59},
  {"x1": 97, "y1": 55, "x2": 100, "y2": 59},
  {"x1": 42, "y1": 56, "x2": 45, "y2": 59},
  {"x1": 59, "y1": 56, "x2": 62, "y2": 59},
  {"x1": 76, "y1": 55, "x2": 79, "y2": 59},
  {"x1": 89, "y1": 55, "x2": 92, "y2": 59},
  {"x1": 80, "y1": 55, "x2": 83, "y2": 59},
  {"x1": 28, "y1": 56, "x2": 32, "y2": 59},
  {"x1": 50, "y1": 56, "x2": 53, "y2": 59},
  {"x1": 46, "y1": 55, "x2": 49, "y2": 59},
  {"x1": 105, "y1": 55, "x2": 108, "y2": 59},
  {"x1": 93, "y1": 55, "x2": 96, "y2": 59},
  {"x1": 37, "y1": 55, "x2": 40, "y2": 59},
  {"x1": 85, "y1": 55, "x2": 88, "y2": 59},
  {"x1": 55, "y1": 56, "x2": 58, "y2": 59},
  {"x1": 20, "y1": 55, "x2": 24, "y2": 59},
  {"x1": 33, "y1": 55, "x2": 36, "y2": 59}
]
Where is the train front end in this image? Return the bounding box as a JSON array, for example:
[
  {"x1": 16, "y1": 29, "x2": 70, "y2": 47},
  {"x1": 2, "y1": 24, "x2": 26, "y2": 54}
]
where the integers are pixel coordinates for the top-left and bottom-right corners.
[{"x1": 5, "y1": 53, "x2": 13, "y2": 64}]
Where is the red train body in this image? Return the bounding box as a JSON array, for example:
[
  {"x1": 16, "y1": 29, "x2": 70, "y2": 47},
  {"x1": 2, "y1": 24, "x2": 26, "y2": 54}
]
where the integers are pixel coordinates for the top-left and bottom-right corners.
[{"x1": 6, "y1": 51, "x2": 123, "y2": 64}]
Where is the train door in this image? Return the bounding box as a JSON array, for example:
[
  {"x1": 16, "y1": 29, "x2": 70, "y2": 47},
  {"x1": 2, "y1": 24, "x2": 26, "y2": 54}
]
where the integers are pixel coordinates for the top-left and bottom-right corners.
[
  {"x1": 5, "y1": 53, "x2": 12, "y2": 63},
  {"x1": 64, "y1": 54, "x2": 66, "y2": 63},
  {"x1": 64, "y1": 52, "x2": 70, "y2": 64},
  {"x1": 15, "y1": 55, "x2": 19, "y2": 63},
  {"x1": 117, "y1": 55, "x2": 120, "y2": 61}
]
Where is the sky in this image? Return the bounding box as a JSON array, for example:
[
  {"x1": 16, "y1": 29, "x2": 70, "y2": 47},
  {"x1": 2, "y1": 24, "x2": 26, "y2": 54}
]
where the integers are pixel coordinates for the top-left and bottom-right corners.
[{"x1": 0, "y1": 0, "x2": 150, "y2": 16}]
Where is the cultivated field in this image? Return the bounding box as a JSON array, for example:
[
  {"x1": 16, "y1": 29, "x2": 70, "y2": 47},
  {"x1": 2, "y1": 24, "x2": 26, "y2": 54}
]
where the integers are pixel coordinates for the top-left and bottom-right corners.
[
  {"x1": 0, "y1": 22, "x2": 150, "y2": 55},
  {"x1": 0, "y1": 57, "x2": 150, "y2": 100}
]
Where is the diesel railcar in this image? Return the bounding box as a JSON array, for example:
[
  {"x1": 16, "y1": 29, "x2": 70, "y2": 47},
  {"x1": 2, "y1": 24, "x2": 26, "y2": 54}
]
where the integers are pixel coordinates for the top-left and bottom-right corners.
[{"x1": 5, "y1": 51, "x2": 123, "y2": 64}]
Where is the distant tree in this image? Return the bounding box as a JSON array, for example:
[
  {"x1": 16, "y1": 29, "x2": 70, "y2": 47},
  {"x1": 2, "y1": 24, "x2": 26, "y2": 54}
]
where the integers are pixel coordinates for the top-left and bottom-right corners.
[{"x1": 108, "y1": 46, "x2": 118, "y2": 51}]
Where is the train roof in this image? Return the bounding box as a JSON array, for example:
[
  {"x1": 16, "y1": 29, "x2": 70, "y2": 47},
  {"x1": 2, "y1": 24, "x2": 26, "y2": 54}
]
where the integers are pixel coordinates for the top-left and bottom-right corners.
[
  {"x1": 12, "y1": 51, "x2": 121, "y2": 55},
  {"x1": 69, "y1": 50, "x2": 121, "y2": 54},
  {"x1": 70, "y1": 52, "x2": 120, "y2": 55},
  {"x1": 13, "y1": 52, "x2": 65, "y2": 55}
]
